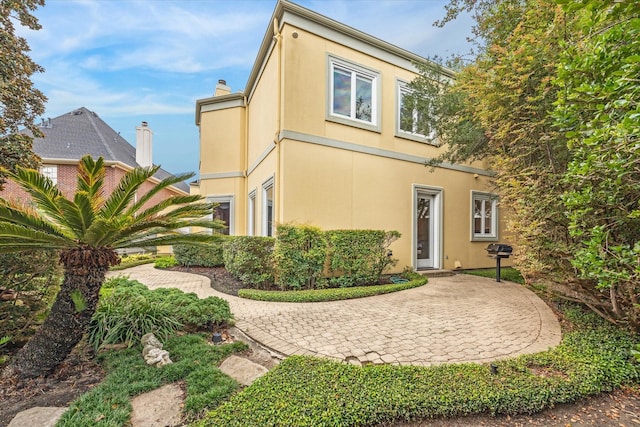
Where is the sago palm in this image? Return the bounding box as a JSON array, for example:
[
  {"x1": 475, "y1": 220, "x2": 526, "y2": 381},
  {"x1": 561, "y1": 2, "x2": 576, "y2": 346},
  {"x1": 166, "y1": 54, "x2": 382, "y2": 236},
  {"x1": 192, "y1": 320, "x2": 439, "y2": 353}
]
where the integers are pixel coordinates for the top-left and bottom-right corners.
[{"x1": 0, "y1": 155, "x2": 220, "y2": 379}]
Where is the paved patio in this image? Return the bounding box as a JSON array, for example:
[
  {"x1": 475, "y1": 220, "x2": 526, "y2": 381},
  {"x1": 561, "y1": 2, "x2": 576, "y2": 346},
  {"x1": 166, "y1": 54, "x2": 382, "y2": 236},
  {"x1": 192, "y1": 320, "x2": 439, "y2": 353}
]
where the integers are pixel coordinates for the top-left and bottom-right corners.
[{"x1": 107, "y1": 264, "x2": 561, "y2": 366}]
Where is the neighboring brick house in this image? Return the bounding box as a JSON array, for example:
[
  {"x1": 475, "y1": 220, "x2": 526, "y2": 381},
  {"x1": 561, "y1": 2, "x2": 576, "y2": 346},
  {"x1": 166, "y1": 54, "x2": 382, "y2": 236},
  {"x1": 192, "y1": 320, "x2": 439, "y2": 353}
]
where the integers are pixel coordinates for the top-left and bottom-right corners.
[
  {"x1": 1, "y1": 107, "x2": 189, "y2": 206},
  {"x1": 195, "y1": 0, "x2": 508, "y2": 272},
  {"x1": 0, "y1": 107, "x2": 190, "y2": 253}
]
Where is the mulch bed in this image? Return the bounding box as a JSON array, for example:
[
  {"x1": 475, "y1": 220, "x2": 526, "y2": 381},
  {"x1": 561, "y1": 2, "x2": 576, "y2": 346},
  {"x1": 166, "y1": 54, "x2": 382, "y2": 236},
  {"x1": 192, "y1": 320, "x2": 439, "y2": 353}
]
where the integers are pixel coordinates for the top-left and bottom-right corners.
[{"x1": 167, "y1": 266, "x2": 248, "y2": 296}]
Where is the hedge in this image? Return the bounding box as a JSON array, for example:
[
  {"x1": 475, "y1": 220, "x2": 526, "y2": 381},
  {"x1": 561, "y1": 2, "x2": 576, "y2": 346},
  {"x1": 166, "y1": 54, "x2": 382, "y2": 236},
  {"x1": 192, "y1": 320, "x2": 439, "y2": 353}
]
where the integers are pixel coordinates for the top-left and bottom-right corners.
[
  {"x1": 173, "y1": 237, "x2": 228, "y2": 267},
  {"x1": 223, "y1": 236, "x2": 275, "y2": 289},
  {"x1": 238, "y1": 277, "x2": 427, "y2": 302},
  {"x1": 273, "y1": 224, "x2": 327, "y2": 290},
  {"x1": 326, "y1": 230, "x2": 400, "y2": 287}
]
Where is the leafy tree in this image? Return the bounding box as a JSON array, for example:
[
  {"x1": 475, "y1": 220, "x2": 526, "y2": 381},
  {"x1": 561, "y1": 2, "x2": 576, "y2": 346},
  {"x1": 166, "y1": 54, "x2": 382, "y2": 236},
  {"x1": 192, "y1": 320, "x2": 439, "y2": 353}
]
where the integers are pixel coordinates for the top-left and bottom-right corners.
[
  {"x1": 0, "y1": 156, "x2": 221, "y2": 379},
  {"x1": 411, "y1": 0, "x2": 574, "y2": 281},
  {"x1": 555, "y1": 0, "x2": 640, "y2": 326},
  {"x1": 0, "y1": 0, "x2": 47, "y2": 189}
]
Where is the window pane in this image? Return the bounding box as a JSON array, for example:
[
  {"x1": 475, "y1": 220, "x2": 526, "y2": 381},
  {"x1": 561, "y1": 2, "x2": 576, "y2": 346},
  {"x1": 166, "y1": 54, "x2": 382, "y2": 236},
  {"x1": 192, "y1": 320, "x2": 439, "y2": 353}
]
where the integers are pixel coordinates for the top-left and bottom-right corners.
[
  {"x1": 399, "y1": 91, "x2": 414, "y2": 132},
  {"x1": 484, "y1": 201, "x2": 492, "y2": 234},
  {"x1": 333, "y1": 69, "x2": 351, "y2": 117},
  {"x1": 355, "y1": 75, "x2": 372, "y2": 121},
  {"x1": 213, "y1": 202, "x2": 231, "y2": 235},
  {"x1": 265, "y1": 187, "x2": 273, "y2": 237},
  {"x1": 474, "y1": 199, "x2": 483, "y2": 234}
]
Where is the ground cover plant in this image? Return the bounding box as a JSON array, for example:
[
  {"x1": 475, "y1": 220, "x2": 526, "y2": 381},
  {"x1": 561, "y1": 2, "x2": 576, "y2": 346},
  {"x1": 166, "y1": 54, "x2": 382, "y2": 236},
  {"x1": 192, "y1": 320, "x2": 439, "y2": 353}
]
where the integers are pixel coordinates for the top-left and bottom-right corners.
[
  {"x1": 463, "y1": 267, "x2": 524, "y2": 285},
  {"x1": 58, "y1": 334, "x2": 246, "y2": 426},
  {"x1": 195, "y1": 305, "x2": 639, "y2": 426},
  {"x1": 238, "y1": 276, "x2": 427, "y2": 302},
  {"x1": 89, "y1": 277, "x2": 232, "y2": 350}
]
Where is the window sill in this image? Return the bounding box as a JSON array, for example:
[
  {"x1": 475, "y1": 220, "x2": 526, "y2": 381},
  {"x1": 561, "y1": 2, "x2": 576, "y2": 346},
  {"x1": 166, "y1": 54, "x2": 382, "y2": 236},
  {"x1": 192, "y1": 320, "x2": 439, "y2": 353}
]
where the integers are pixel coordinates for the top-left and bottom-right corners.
[{"x1": 326, "y1": 115, "x2": 381, "y2": 133}]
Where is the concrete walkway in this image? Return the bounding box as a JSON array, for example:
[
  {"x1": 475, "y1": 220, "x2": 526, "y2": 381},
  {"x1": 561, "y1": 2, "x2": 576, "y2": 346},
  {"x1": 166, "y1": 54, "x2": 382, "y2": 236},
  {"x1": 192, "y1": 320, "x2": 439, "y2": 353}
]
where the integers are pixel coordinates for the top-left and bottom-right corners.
[{"x1": 108, "y1": 264, "x2": 561, "y2": 366}]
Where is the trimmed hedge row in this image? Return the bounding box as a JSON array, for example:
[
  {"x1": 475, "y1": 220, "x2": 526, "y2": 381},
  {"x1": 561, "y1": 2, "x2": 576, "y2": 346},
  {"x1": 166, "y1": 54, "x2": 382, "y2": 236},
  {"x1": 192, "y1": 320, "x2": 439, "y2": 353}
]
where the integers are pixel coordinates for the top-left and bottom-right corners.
[
  {"x1": 223, "y1": 236, "x2": 275, "y2": 289},
  {"x1": 194, "y1": 306, "x2": 640, "y2": 426},
  {"x1": 238, "y1": 276, "x2": 427, "y2": 302},
  {"x1": 173, "y1": 237, "x2": 228, "y2": 267},
  {"x1": 172, "y1": 225, "x2": 401, "y2": 290}
]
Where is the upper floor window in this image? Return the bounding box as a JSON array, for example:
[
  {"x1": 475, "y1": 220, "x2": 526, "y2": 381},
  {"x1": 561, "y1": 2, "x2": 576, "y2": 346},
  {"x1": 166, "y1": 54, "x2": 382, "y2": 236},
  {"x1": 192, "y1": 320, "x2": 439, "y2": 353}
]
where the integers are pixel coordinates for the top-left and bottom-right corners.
[
  {"x1": 328, "y1": 56, "x2": 380, "y2": 131},
  {"x1": 40, "y1": 165, "x2": 57, "y2": 185},
  {"x1": 397, "y1": 81, "x2": 436, "y2": 142},
  {"x1": 471, "y1": 191, "x2": 498, "y2": 241}
]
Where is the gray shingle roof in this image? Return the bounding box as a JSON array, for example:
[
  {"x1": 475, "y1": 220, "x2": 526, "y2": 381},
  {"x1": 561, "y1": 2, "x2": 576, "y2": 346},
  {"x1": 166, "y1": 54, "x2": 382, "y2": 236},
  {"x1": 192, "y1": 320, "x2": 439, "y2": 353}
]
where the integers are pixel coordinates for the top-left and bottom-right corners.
[{"x1": 25, "y1": 107, "x2": 189, "y2": 193}]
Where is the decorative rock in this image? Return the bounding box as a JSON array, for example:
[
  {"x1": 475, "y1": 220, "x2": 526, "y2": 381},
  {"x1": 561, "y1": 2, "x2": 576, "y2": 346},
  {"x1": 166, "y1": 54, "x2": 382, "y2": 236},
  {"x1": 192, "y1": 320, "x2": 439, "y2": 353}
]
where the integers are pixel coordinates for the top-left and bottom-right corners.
[
  {"x1": 141, "y1": 333, "x2": 163, "y2": 349},
  {"x1": 141, "y1": 333, "x2": 172, "y2": 367}
]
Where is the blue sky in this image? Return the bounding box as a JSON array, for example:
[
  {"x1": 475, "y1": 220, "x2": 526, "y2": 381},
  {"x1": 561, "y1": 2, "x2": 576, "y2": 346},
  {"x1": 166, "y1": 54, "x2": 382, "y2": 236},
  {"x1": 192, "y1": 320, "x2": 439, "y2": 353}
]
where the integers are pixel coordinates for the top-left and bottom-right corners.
[{"x1": 18, "y1": 0, "x2": 474, "y2": 177}]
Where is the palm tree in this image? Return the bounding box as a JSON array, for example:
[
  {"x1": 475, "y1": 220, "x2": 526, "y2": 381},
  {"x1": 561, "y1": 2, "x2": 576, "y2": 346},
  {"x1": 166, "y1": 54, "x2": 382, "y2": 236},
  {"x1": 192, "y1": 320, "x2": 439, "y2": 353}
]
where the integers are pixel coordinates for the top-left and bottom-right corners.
[{"x1": 0, "y1": 156, "x2": 220, "y2": 379}]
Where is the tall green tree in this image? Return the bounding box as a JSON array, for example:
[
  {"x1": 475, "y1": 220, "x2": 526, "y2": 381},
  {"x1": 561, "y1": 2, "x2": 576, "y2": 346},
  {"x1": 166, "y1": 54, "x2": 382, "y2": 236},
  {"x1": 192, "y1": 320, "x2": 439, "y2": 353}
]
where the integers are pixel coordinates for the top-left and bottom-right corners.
[
  {"x1": 555, "y1": 0, "x2": 640, "y2": 326},
  {"x1": 411, "y1": 0, "x2": 573, "y2": 281},
  {"x1": 0, "y1": 0, "x2": 47, "y2": 189},
  {"x1": 0, "y1": 156, "x2": 221, "y2": 379}
]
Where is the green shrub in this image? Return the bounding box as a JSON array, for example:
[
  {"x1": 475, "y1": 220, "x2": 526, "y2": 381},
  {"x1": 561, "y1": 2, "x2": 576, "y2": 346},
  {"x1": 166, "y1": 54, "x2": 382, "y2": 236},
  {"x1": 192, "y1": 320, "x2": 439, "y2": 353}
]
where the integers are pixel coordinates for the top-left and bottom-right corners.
[
  {"x1": 239, "y1": 277, "x2": 427, "y2": 302},
  {"x1": 154, "y1": 256, "x2": 178, "y2": 269},
  {"x1": 326, "y1": 230, "x2": 400, "y2": 287},
  {"x1": 89, "y1": 279, "x2": 232, "y2": 349},
  {"x1": 174, "y1": 238, "x2": 228, "y2": 267},
  {"x1": 223, "y1": 236, "x2": 275, "y2": 289},
  {"x1": 196, "y1": 306, "x2": 640, "y2": 426},
  {"x1": 111, "y1": 253, "x2": 157, "y2": 270},
  {"x1": 0, "y1": 250, "x2": 61, "y2": 344},
  {"x1": 273, "y1": 224, "x2": 327, "y2": 290}
]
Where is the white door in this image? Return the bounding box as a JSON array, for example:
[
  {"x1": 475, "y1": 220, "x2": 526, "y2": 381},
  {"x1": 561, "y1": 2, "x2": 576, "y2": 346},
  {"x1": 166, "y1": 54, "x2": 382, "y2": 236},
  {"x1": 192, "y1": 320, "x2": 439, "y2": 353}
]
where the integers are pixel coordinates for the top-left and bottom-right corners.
[{"x1": 416, "y1": 193, "x2": 435, "y2": 269}]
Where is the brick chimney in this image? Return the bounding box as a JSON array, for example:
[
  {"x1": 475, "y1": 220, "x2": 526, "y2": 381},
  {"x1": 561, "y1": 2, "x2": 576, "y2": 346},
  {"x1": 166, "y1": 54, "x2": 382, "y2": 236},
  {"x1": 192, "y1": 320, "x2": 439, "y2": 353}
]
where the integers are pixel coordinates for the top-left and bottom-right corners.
[
  {"x1": 135, "y1": 121, "x2": 153, "y2": 168},
  {"x1": 214, "y1": 79, "x2": 231, "y2": 96}
]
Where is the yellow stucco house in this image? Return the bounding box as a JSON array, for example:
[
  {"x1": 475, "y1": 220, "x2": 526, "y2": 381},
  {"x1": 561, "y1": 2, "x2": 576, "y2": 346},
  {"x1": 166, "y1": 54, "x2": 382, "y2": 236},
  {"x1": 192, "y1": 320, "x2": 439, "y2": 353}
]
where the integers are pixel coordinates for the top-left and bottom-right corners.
[{"x1": 194, "y1": 0, "x2": 506, "y2": 273}]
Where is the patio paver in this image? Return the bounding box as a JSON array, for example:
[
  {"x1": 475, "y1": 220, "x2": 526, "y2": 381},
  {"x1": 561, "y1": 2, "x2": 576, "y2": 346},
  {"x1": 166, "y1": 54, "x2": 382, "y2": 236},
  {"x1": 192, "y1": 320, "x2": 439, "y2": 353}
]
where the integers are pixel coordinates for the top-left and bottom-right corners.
[{"x1": 107, "y1": 264, "x2": 561, "y2": 366}]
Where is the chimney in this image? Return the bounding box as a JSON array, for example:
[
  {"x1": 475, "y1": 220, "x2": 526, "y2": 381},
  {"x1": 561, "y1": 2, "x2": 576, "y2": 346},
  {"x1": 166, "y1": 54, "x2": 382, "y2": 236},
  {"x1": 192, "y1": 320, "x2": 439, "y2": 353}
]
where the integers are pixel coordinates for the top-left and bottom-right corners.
[
  {"x1": 214, "y1": 79, "x2": 231, "y2": 96},
  {"x1": 135, "y1": 121, "x2": 153, "y2": 168}
]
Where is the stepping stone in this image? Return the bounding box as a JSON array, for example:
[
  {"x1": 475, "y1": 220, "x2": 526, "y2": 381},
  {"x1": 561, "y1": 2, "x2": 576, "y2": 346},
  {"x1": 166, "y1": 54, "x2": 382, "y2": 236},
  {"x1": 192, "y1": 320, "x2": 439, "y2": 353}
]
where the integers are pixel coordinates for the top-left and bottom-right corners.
[
  {"x1": 219, "y1": 355, "x2": 269, "y2": 386},
  {"x1": 130, "y1": 383, "x2": 184, "y2": 427},
  {"x1": 8, "y1": 406, "x2": 67, "y2": 427}
]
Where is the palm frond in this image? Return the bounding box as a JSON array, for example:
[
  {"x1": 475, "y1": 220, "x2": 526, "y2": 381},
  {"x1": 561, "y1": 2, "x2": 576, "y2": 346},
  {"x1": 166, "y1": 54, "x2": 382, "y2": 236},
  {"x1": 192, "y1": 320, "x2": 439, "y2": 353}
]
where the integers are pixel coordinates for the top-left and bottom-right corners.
[
  {"x1": 84, "y1": 218, "x2": 125, "y2": 247},
  {"x1": 99, "y1": 165, "x2": 159, "y2": 219},
  {"x1": 124, "y1": 171, "x2": 195, "y2": 217},
  {"x1": 0, "y1": 222, "x2": 74, "y2": 251},
  {"x1": 4, "y1": 167, "x2": 67, "y2": 224},
  {"x1": 51, "y1": 192, "x2": 95, "y2": 239},
  {"x1": 0, "y1": 200, "x2": 67, "y2": 237},
  {"x1": 76, "y1": 156, "x2": 105, "y2": 208},
  {"x1": 131, "y1": 195, "x2": 206, "y2": 222},
  {"x1": 115, "y1": 232, "x2": 218, "y2": 249}
]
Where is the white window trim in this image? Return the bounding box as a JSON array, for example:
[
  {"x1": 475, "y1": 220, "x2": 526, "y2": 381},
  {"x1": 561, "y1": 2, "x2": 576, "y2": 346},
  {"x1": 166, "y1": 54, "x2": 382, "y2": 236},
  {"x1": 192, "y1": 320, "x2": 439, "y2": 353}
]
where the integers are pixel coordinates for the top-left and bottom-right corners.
[
  {"x1": 40, "y1": 165, "x2": 58, "y2": 185},
  {"x1": 207, "y1": 195, "x2": 235, "y2": 235},
  {"x1": 396, "y1": 79, "x2": 437, "y2": 144},
  {"x1": 327, "y1": 54, "x2": 381, "y2": 133},
  {"x1": 471, "y1": 191, "x2": 498, "y2": 241},
  {"x1": 248, "y1": 189, "x2": 256, "y2": 236},
  {"x1": 262, "y1": 177, "x2": 274, "y2": 237}
]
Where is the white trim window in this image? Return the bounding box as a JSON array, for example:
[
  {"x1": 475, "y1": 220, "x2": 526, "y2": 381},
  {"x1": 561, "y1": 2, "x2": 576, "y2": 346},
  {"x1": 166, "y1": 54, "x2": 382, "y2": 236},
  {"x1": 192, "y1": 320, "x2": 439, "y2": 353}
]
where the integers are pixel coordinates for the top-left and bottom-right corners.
[
  {"x1": 262, "y1": 178, "x2": 274, "y2": 237},
  {"x1": 40, "y1": 165, "x2": 58, "y2": 185},
  {"x1": 328, "y1": 56, "x2": 380, "y2": 130},
  {"x1": 207, "y1": 195, "x2": 234, "y2": 235},
  {"x1": 397, "y1": 81, "x2": 436, "y2": 142},
  {"x1": 471, "y1": 192, "x2": 498, "y2": 241},
  {"x1": 248, "y1": 190, "x2": 256, "y2": 236}
]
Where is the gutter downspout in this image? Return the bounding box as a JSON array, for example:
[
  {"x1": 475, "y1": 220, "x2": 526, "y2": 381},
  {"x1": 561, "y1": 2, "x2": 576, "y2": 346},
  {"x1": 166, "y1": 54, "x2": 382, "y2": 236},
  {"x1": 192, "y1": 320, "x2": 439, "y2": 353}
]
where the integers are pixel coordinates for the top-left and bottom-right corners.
[
  {"x1": 273, "y1": 17, "x2": 283, "y2": 229},
  {"x1": 243, "y1": 95, "x2": 249, "y2": 235}
]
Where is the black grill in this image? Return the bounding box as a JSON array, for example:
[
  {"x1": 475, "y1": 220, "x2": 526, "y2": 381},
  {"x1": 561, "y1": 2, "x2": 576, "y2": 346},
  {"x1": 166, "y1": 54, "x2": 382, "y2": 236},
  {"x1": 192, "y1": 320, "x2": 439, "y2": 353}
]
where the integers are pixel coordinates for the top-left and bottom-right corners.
[
  {"x1": 486, "y1": 243, "x2": 513, "y2": 282},
  {"x1": 486, "y1": 244, "x2": 513, "y2": 256}
]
